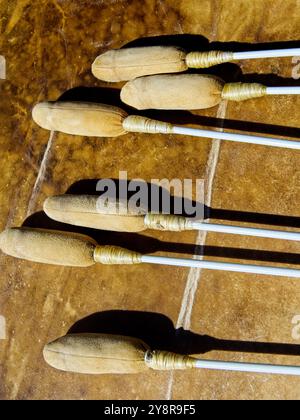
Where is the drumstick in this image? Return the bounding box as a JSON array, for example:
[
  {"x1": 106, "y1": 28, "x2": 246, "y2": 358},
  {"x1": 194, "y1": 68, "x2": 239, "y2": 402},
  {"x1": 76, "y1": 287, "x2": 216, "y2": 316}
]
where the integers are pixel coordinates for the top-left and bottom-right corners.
[
  {"x1": 121, "y1": 74, "x2": 300, "y2": 110},
  {"x1": 44, "y1": 194, "x2": 300, "y2": 242},
  {"x1": 92, "y1": 46, "x2": 300, "y2": 81},
  {"x1": 32, "y1": 102, "x2": 300, "y2": 150},
  {"x1": 44, "y1": 333, "x2": 300, "y2": 376},
  {"x1": 1, "y1": 227, "x2": 300, "y2": 278}
]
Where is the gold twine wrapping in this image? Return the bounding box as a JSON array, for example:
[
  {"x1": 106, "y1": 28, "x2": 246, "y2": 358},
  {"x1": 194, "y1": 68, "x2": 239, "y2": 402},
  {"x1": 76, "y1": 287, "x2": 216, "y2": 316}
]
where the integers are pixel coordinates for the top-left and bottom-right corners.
[
  {"x1": 185, "y1": 51, "x2": 235, "y2": 68},
  {"x1": 144, "y1": 214, "x2": 194, "y2": 232},
  {"x1": 123, "y1": 115, "x2": 173, "y2": 135},
  {"x1": 221, "y1": 82, "x2": 267, "y2": 101},
  {"x1": 145, "y1": 350, "x2": 197, "y2": 371},
  {"x1": 94, "y1": 246, "x2": 142, "y2": 265}
]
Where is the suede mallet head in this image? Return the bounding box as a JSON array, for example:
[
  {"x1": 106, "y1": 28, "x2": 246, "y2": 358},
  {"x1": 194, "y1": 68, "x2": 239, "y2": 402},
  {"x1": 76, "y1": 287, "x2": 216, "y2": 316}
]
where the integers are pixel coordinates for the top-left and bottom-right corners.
[{"x1": 0, "y1": 228, "x2": 97, "y2": 267}]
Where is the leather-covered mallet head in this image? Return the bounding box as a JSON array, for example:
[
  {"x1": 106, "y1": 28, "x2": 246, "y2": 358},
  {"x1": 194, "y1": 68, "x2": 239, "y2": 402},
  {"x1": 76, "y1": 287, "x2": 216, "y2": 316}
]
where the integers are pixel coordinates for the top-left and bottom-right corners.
[
  {"x1": 0, "y1": 227, "x2": 143, "y2": 267},
  {"x1": 44, "y1": 195, "x2": 147, "y2": 232},
  {"x1": 32, "y1": 102, "x2": 128, "y2": 137},
  {"x1": 92, "y1": 46, "x2": 188, "y2": 82},
  {"x1": 33, "y1": 101, "x2": 175, "y2": 138},
  {"x1": 43, "y1": 333, "x2": 197, "y2": 374},
  {"x1": 0, "y1": 228, "x2": 97, "y2": 267},
  {"x1": 121, "y1": 74, "x2": 225, "y2": 110},
  {"x1": 44, "y1": 195, "x2": 193, "y2": 233},
  {"x1": 43, "y1": 334, "x2": 150, "y2": 374}
]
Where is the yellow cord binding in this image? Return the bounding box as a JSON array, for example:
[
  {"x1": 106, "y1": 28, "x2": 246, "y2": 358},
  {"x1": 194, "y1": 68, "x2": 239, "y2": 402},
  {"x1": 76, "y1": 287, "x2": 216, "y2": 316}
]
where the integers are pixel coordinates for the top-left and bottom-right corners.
[
  {"x1": 123, "y1": 115, "x2": 173, "y2": 134},
  {"x1": 186, "y1": 51, "x2": 235, "y2": 68},
  {"x1": 94, "y1": 246, "x2": 142, "y2": 265},
  {"x1": 144, "y1": 214, "x2": 194, "y2": 232},
  {"x1": 221, "y1": 82, "x2": 267, "y2": 101},
  {"x1": 145, "y1": 350, "x2": 197, "y2": 370}
]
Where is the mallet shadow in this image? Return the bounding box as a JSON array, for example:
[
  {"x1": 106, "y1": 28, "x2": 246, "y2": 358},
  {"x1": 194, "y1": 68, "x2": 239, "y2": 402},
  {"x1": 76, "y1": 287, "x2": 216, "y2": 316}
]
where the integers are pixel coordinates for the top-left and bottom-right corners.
[
  {"x1": 67, "y1": 310, "x2": 300, "y2": 358},
  {"x1": 123, "y1": 34, "x2": 300, "y2": 56}
]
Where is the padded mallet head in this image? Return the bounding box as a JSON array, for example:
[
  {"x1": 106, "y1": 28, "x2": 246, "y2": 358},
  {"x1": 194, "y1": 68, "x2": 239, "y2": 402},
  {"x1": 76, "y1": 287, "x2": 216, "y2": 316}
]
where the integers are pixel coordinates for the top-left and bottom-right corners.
[
  {"x1": 121, "y1": 74, "x2": 225, "y2": 110},
  {"x1": 43, "y1": 333, "x2": 197, "y2": 374},
  {"x1": 92, "y1": 46, "x2": 188, "y2": 82},
  {"x1": 0, "y1": 228, "x2": 97, "y2": 267},
  {"x1": 44, "y1": 195, "x2": 147, "y2": 232},
  {"x1": 32, "y1": 102, "x2": 128, "y2": 137}
]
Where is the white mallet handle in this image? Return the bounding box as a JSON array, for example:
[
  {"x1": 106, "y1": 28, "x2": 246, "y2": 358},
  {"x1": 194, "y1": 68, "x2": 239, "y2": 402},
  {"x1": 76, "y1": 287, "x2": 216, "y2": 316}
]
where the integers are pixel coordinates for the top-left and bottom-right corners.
[
  {"x1": 233, "y1": 48, "x2": 300, "y2": 60},
  {"x1": 173, "y1": 126, "x2": 300, "y2": 150},
  {"x1": 195, "y1": 359, "x2": 300, "y2": 376},
  {"x1": 141, "y1": 255, "x2": 300, "y2": 278}
]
